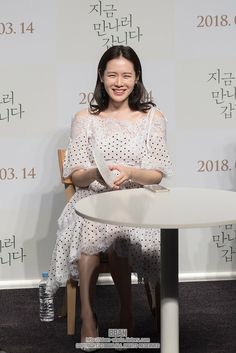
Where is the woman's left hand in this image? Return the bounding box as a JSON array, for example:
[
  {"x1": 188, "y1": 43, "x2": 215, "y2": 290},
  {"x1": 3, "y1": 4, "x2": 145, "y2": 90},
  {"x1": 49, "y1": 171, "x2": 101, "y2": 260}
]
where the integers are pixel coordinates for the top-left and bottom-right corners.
[{"x1": 109, "y1": 165, "x2": 132, "y2": 189}]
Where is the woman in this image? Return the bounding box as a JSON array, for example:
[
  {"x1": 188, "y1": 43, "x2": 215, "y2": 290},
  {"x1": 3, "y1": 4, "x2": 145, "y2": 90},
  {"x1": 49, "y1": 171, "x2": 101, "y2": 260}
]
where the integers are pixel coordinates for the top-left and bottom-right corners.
[{"x1": 47, "y1": 45, "x2": 172, "y2": 344}]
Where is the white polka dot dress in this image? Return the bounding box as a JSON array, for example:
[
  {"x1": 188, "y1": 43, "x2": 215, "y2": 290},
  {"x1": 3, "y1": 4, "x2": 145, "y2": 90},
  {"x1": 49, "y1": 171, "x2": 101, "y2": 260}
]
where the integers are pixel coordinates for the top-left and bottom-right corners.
[{"x1": 46, "y1": 107, "x2": 172, "y2": 294}]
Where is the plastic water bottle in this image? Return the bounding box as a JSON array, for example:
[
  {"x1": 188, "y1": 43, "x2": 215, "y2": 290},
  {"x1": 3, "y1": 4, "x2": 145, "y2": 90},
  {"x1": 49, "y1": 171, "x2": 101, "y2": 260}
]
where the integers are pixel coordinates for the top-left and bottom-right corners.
[{"x1": 39, "y1": 272, "x2": 54, "y2": 322}]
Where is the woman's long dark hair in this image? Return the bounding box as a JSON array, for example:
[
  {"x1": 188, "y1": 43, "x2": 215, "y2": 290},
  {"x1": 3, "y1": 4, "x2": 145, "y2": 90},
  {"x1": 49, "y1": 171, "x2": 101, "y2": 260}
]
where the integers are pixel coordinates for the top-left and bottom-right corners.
[{"x1": 89, "y1": 45, "x2": 155, "y2": 114}]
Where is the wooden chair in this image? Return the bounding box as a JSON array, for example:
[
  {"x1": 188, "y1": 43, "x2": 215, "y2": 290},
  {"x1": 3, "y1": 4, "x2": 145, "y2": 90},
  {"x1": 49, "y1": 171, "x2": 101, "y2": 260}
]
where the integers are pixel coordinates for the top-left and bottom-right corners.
[{"x1": 57, "y1": 149, "x2": 159, "y2": 335}]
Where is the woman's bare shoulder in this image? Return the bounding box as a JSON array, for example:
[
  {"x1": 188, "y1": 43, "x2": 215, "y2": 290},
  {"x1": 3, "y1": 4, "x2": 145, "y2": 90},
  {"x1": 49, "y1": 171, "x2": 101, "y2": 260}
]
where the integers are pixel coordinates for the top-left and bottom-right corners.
[
  {"x1": 74, "y1": 108, "x2": 91, "y2": 121},
  {"x1": 152, "y1": 107, "x2": 165, "y2": 121}
]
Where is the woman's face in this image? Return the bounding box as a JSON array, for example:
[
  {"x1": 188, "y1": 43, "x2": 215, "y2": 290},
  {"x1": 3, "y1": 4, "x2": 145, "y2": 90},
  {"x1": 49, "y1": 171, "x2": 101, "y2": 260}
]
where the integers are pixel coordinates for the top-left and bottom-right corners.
[{"x1": 102, "y1": 56, "x2": 137, "y2": 106}]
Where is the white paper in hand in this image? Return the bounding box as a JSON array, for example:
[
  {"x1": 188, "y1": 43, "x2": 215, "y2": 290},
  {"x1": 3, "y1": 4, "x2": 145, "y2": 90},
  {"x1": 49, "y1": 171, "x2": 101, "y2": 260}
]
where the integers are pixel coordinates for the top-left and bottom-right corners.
[{"x1": 92, "y1": 147, "x2": 116, "y2": 188}]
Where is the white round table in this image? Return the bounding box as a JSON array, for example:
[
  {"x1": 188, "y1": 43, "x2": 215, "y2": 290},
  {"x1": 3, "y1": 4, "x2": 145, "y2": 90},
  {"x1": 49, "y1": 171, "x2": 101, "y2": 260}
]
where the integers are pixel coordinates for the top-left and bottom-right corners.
[{"x1": 75, "y1": 187, "x2": 236, "y2": 353}]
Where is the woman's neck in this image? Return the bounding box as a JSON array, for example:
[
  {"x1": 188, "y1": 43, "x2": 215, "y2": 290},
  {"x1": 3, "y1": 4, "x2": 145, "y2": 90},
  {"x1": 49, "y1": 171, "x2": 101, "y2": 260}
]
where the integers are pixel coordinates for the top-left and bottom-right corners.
[{"x1": 106, "y1": 101, "x2": 130, "y2": 113}]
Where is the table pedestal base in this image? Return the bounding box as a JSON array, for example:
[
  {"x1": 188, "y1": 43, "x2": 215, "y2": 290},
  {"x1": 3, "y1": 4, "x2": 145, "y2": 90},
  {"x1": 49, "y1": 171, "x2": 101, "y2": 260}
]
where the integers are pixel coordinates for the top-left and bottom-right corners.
[{"x1": 161, "y1": 228, "x2": 179, "y2": 353}]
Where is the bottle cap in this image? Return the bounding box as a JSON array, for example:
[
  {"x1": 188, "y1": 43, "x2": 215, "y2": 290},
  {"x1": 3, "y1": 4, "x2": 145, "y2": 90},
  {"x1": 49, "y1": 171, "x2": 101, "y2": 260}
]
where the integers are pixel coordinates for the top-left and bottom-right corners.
[{"x1": 42, "y1": 272, "x2": 49, "y2": 278}]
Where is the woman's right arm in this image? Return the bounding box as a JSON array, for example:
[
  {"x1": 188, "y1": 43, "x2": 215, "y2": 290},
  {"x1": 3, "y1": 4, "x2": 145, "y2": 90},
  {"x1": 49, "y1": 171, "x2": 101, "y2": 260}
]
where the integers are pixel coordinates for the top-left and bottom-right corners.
[
  {"x1": 71, "y1": 168, "x2": 101, "y2": 187},
  {"x1": 66, "y1": 109, "x2": 106, "y2": 187}
]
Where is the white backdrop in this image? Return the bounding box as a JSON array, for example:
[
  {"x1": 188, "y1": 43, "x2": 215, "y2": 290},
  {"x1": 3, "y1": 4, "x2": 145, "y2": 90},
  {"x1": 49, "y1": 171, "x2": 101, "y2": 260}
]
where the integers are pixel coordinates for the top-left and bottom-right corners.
[{"x1": 0, "y1": 0, "x2": 236, "y2": 288}]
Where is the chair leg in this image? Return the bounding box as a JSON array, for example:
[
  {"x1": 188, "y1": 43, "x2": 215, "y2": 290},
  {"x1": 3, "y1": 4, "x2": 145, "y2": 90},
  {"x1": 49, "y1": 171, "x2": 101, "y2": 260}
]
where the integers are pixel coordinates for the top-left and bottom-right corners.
[
  {"x1": 144, "y1": 280, "x2": 156, "y2": 316},
  {"x1": 144, "y1": 281, "x2": 161, "y2": 332},
  {"x1": 67, "y1": 279, "x2": 77, "y2": 335}
]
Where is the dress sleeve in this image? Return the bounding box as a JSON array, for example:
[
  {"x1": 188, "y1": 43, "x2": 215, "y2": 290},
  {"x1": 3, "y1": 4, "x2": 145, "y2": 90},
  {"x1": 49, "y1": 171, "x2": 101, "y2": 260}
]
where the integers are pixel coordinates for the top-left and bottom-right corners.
[
  {"x1": 141, "y1": 108, "x2": 173, "y2": 176},
  {"x1": 63, "y1": 113, "x2": 93, "y2": 178}
]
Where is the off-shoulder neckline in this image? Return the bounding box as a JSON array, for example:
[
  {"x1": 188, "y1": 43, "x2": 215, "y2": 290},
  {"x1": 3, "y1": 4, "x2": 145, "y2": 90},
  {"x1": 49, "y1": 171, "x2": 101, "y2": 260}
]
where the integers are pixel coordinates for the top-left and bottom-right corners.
[{"x1": 75, "y1": 107, "x2": 162, "y2": 124}]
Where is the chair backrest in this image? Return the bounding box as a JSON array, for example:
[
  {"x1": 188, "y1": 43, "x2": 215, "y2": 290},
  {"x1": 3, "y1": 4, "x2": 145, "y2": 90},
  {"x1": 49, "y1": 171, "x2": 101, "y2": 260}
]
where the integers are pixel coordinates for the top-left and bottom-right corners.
[{"x1": 58, "y1": 149, "x2": 76, "y2": 202}]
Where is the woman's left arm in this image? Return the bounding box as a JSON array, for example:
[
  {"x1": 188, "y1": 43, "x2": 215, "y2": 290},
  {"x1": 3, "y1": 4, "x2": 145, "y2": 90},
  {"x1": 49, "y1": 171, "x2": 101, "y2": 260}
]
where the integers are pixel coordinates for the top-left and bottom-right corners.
[{"x1": 110, "y1": 108, "x2": 172, "y2": 189}]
